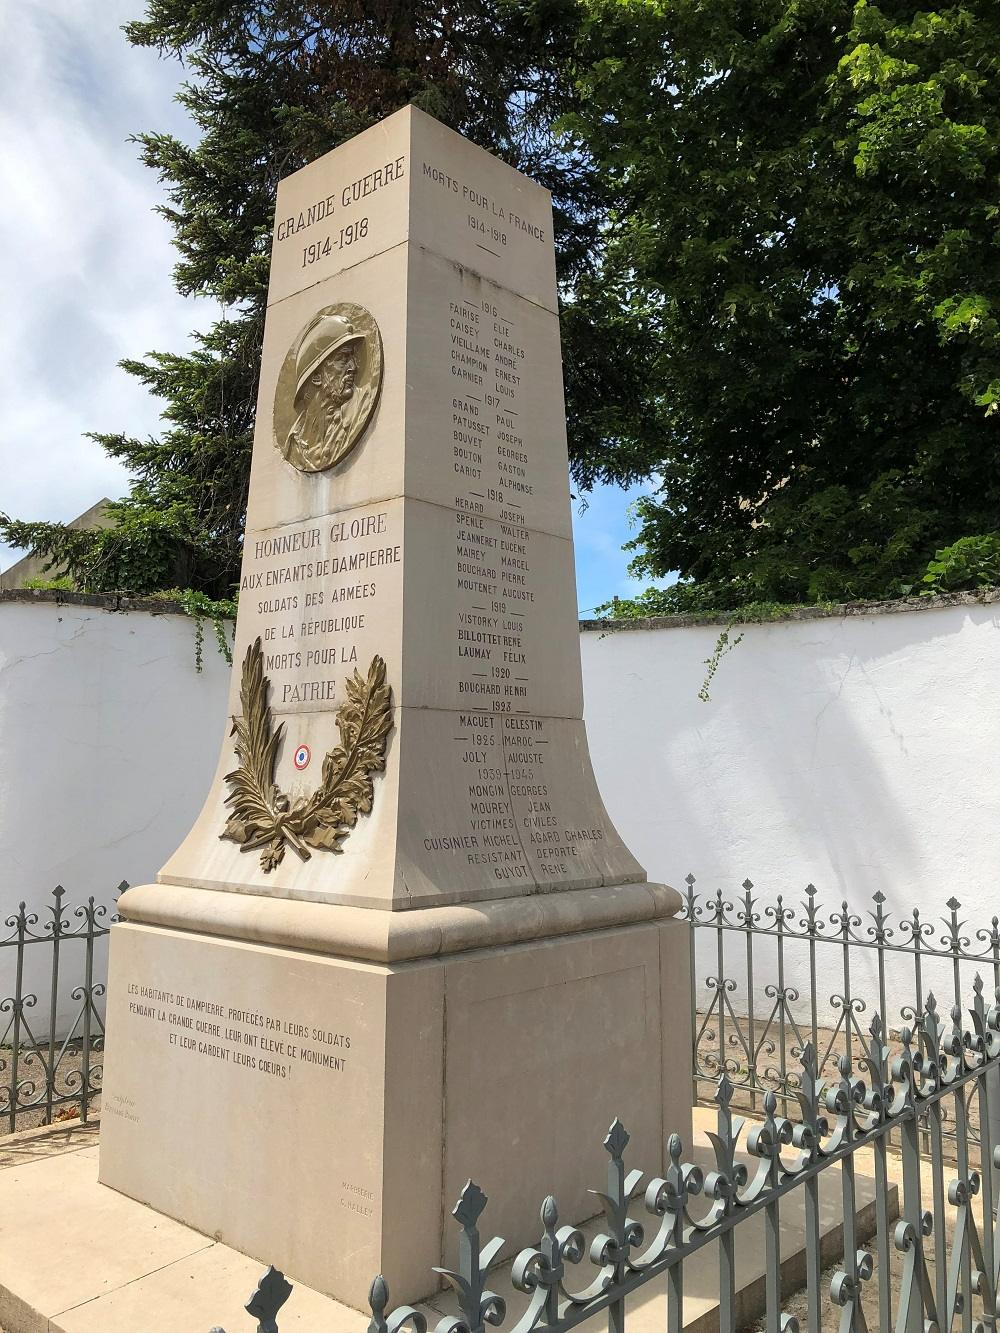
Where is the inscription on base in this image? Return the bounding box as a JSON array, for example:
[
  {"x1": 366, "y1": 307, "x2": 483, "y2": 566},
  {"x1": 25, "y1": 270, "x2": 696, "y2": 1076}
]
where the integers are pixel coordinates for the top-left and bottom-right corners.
[{"x1": 120, "y1": 983, "x2": 353, "y2": 1083}]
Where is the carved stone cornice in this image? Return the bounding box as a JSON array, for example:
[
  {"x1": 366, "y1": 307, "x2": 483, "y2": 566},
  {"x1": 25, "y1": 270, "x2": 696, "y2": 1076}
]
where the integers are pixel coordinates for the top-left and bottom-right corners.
[{"x1": 116, "y1": 880, "x2": 683, "y2": 964}]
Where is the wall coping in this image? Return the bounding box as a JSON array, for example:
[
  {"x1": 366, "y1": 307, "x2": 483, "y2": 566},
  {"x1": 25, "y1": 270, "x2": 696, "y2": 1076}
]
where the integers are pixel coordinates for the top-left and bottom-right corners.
[
  {"x1": 0, "y1": 588, "x2": 193, "y2": 618},
  {"x1": 4, "y1": 582, "x2": 1000, "y2": 633},
  {"x1": 579, "y1": 585, "x2": 1000, "y2": 633}
]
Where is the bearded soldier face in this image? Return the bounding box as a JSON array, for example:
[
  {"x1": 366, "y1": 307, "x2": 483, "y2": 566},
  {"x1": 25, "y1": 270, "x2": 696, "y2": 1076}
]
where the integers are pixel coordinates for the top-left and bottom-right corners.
[
  {"x1": 315, "y1": 344, "x2": 358, "y2": 409},
  {"x1": 277, "y1": 306, "x2": 381, "y2": 475}
]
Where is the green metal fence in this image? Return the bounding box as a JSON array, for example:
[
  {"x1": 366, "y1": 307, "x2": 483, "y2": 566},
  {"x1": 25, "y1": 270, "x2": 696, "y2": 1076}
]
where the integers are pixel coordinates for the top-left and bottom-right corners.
[
  {"x1": 6, "y1": 882, "x2": 1000, "y2": 1330},
  {"x1": 0, "y1": 883, "x2": 122, "y2": 1132},
  {"x1": 684, "y1": 877, "x2": 1000, "y2": 1155},
  {"x1": 222, "y1": 976, "x2": 1000, "y2": 1331}
]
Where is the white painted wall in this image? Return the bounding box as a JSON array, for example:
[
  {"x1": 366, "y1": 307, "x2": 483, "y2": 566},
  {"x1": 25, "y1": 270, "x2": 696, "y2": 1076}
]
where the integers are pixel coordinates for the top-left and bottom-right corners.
[
  {"x1": 2, "y1": 591, "x2": 993, "y2": 1037},
  {"x1": 580, "y1": 597, "x2": 1000, "y2": 1027},
  {"x1": 0, "y1": 596, "x2": 230, "y2": 1030}
]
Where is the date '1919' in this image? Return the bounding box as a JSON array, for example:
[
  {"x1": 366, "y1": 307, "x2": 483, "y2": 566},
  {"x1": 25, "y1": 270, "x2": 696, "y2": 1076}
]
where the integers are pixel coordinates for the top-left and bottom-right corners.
[{"x1": 301, "y1": 217, "x2": 369, "y2": 268}]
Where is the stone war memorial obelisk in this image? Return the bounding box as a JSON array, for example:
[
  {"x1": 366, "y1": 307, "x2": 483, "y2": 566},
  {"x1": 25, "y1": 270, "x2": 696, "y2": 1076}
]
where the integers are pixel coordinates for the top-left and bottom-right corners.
[{"x1": 99, "y1": 107, "x2": 691, "y2": 1310}]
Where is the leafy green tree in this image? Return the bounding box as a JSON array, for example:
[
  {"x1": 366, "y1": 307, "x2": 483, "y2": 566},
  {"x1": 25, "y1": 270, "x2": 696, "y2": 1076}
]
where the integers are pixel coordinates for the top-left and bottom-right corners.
[
  {"x1": 3, "y1": 1, "x2": 658, "y2": 595},
  {"x1": 8, "y1": 1, "x2": 999, "y2": 611},
  {"x1": 919, "y1": 532, "x2": 1000, "y2": 594},
  {"x1": 570, "y1": 0, "x2": 1000, "y2": 608}
]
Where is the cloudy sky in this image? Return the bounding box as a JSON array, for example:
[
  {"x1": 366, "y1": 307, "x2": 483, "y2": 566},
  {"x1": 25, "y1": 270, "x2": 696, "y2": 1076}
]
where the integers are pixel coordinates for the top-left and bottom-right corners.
[{"x1": 0, "y1": 0, "x2": 660, "y2": 615}]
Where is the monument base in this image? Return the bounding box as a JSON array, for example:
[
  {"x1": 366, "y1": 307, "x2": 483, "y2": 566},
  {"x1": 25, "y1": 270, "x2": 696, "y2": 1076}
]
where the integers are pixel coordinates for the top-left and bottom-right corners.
[{"x1": 98, "y1": 885, "x2": 691, "y2": 1310}]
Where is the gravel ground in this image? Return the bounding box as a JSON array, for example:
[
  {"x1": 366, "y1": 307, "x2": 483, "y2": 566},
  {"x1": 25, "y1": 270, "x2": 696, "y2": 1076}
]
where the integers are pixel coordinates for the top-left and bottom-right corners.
[
  {"x1": 746, "y1": 1211, "x2": 959, "y2": 1331},
  {"x1": 0, "y1": 1043, "x2": 101, "y2": 1136}
]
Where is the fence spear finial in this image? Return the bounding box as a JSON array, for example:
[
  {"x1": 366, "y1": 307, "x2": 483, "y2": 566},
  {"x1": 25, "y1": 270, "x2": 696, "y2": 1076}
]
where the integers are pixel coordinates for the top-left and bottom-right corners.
[{"x1": 245, "y1": 1266, "x2": 292, "y2": 1333}]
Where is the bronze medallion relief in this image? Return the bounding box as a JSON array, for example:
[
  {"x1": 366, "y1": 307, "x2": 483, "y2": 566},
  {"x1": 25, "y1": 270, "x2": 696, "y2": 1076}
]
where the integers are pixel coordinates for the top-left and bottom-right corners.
[{"x1": 273, "y1": 302, "x2": 383, "y2": 473}]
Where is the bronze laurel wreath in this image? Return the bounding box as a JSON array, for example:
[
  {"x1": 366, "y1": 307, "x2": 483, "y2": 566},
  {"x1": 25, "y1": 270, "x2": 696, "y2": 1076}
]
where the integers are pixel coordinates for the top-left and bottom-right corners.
[{"x1": 220, "y1": 637, "x2": 393, "y2": 872}]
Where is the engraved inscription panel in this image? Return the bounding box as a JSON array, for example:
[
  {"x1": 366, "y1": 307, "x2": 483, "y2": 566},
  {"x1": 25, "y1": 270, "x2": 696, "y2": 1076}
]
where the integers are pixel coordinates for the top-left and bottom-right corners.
[
  {"x1": 405, "y1": 250, "x2": 572, "y2": 537},
  {"x1": 99, "y1": 924, "x2": 446, "y2": 1307},
  {"x1": 267, "y1": 120, "x2": 410, "y2": 306},
  {"x1": 237, "y1": 500, "x2": 403, "y2": 715}
]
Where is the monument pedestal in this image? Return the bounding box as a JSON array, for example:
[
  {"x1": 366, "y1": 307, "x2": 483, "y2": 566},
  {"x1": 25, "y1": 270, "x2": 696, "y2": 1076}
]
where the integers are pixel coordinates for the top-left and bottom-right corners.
[{"x1": 100, "y1": 884, "x2": 690, "y2": 1309}]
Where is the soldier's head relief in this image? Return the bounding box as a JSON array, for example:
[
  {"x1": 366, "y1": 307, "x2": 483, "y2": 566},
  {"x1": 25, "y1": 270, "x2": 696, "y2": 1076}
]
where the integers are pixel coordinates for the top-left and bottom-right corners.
[{"x1": 274, "y1": 304, "x2": 383, "y2": 473}]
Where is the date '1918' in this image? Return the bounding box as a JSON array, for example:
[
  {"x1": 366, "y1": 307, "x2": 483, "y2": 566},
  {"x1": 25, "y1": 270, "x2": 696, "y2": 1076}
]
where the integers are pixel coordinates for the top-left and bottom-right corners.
[
  {"x1": 301, "y1": 217, "x2": 369, "y2": 268},
  {"x1": 468, "y1": 214, "x2": 507, "y2": 247}
]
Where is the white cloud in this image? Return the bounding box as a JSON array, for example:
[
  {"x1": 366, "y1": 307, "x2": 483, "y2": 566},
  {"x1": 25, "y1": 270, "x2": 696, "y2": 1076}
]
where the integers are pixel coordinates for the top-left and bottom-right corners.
[{"x1": 0, "y1": 0, "x2": 212, "y2": 569}]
